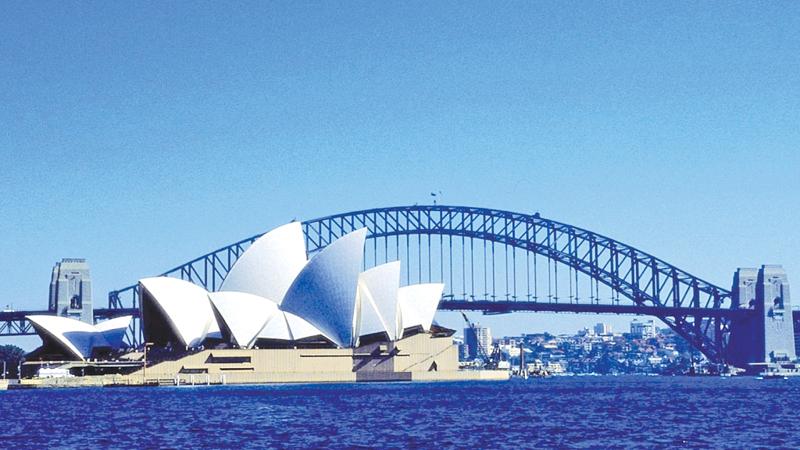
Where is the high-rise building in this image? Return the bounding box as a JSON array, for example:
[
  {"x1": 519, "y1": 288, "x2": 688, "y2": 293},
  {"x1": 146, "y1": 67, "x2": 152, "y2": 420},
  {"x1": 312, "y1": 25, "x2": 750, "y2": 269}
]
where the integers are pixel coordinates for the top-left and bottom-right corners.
[
  {"x1": 594, "y1": 323, "x2": 612, "y2": 335},
  {"x1": 464, "y1": 324, "x2": 492, "y2": 360},
  {"x1": 49, "y1": 258, "x2": 93, "y2": 323},
  {"x1": 630, "y1": 319, "x2": 655, "y2": 339}
]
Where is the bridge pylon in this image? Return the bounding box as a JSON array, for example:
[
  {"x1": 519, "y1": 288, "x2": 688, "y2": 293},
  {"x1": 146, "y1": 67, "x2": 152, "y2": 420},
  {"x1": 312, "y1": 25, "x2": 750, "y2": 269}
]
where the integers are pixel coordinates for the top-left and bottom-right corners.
[{"x1": 728, "y1": 265, "x2": 796, "y2": 367}]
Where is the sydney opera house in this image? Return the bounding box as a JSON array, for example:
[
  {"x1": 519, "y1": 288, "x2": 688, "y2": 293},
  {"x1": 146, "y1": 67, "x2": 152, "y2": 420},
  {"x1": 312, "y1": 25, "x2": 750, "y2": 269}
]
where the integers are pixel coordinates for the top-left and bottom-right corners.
[{"x1": 26, "y1": 223, "x2": 505, "y2": 384}]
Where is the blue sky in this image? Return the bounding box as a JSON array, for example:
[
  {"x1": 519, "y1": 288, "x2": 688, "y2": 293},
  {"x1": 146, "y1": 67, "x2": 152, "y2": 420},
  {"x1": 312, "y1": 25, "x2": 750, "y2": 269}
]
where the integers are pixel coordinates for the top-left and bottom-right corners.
[{"x1": 1, "y1": 2, "x2": 798, "y2": 348}]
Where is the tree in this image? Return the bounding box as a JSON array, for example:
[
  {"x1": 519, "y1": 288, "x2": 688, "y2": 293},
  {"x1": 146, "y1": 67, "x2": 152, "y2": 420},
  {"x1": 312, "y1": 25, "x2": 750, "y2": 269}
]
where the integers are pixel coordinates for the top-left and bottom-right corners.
[{"x1": 0, "y1": 344, "x2": 26, "y2": 378}]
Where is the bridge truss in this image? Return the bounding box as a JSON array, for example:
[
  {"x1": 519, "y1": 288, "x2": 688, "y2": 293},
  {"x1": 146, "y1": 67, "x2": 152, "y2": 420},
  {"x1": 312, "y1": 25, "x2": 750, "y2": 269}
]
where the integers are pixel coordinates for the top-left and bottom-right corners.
[{"x1": 100, "y1": 205, "x2": 739, "y2": 363}]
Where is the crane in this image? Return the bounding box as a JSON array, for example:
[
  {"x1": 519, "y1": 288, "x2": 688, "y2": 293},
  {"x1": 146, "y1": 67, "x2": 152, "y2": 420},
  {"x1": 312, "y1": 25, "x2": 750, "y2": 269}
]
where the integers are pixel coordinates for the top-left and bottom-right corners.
[{"x1": 460, "y1": 312, "x2": 500, "y2": 369}]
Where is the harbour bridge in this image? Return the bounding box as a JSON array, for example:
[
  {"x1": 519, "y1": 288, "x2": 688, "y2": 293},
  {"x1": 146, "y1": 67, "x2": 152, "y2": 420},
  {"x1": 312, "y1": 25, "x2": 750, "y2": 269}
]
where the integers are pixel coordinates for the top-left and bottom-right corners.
[{"x1": 2, "y1": 205, "x2": 796, "y2": 367}]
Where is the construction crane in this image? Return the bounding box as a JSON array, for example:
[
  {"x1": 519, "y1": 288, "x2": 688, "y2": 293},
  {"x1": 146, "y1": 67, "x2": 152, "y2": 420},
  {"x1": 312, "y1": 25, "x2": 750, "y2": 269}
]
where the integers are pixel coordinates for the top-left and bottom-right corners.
[{"x1": 460, "y1": 312, "x2": 501, "y2": 369}]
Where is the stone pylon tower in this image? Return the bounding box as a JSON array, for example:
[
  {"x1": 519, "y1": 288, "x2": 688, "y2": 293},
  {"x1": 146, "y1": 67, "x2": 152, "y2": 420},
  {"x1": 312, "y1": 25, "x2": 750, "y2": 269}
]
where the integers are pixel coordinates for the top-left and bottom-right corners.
[
  {"x1": 728, "y1": 265, "x2": 795, "y2": 367},
  {"x1": 757, "y1": 265, "x2": 795, "y2": 362},
  {"x1": 48, "y1": 258, "x2": 93, "y2": 324}
]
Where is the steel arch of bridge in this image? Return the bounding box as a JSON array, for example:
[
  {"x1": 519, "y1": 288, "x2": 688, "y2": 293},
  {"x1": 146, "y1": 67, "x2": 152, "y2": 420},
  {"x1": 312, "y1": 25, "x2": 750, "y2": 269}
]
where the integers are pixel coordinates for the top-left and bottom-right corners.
[{"x1": 108, "y1": 205, "x2": 734, "y2": 363}]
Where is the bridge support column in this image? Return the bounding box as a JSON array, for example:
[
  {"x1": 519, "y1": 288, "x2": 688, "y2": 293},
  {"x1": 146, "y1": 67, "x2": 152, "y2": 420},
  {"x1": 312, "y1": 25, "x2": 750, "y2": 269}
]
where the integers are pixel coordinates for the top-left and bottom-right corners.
[
  {"x1": 49, "y1": 258, "x2": 93, "y2": 324},
  {"x1": 728, "y1": 265, "x2": 796, "y2": 367}
]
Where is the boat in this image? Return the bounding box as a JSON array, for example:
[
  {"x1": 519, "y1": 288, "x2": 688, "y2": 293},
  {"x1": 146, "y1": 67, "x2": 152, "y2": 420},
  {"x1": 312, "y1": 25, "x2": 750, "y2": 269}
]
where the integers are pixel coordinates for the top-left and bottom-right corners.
[
  {"x1": 756, "y1": 373, "x2": 789, "y2": 380},
  {"x1": 751, "y1": 362, "x2": 800, "y2": 379}
]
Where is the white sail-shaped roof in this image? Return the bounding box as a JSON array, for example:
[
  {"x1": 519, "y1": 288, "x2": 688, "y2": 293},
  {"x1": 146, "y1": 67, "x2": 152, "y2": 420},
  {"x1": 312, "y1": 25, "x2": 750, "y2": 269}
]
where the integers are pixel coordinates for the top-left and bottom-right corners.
[
  {"x1": 28, "y1": 315, "x2": 130, "y2": 360},
  {"x1": 398, "y1": 283, "x2": 444, "y2": 332},
  {"x1": 95, "y1": 316, "x2": 133, "y2": 350},
  {"x1": 284, "y1": 311, "x2": 326, "y2": 341},
  {"x1": 255, "y1": 310, "x2": 328, "y2": 342},
  {"x1": 207, "y1": 319, "x2": 222, "y2": 339},
  {"x1": 281, "y1": 228, "x2": 367, "y2": 347},
  {"x1": 257, "y1": 311, "x2": 292, "y2": 341},
  {"x1": 208, "y1": 292, "x2": 279, "y2": 348},
  {"x1": 209, "y1": 292, "x2": 279, "y2": 348},
  {"x1": 28, "y1": 315, "x2": 105, "y2": 360},
  {"x1": 139, "y1": 277, "x2": 216, "y2": 348},
  {"x1": 356, "y1": 262, "x2": 401, "y2": 340},
  {"x1": 220, "y1": 222, "x2": 307, "y2": 304}
]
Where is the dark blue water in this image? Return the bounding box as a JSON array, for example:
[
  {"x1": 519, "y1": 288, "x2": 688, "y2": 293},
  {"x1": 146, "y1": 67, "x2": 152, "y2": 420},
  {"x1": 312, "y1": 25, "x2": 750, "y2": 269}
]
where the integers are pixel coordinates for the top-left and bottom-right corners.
[{"x1": 2, "y1": 376, "x2": 799, "y2": 449}]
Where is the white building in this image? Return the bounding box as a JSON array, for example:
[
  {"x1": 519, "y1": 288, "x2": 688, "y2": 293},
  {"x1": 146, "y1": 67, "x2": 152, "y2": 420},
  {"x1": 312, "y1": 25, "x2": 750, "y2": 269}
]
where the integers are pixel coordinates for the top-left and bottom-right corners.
[
  {"x1": 138, "y1": 223, "x2": 444, "y2": 351},
  {"x1": 464, "y1": 325, "x2": 492, "y2": 360}
]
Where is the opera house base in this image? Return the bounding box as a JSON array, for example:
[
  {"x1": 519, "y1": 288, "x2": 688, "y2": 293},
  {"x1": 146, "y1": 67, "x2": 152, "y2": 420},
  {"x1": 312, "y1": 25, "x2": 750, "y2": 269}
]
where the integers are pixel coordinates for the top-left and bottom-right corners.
[{"x1": 17, "y1": 334, "x2": 509, "y2": 389}]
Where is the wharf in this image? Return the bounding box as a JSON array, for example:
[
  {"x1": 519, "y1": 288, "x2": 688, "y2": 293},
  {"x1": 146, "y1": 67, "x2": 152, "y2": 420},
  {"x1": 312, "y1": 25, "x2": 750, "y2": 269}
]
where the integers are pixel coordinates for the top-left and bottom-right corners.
[{"x1": 10, "y1": 369, "x2": 507, "y2": 389}]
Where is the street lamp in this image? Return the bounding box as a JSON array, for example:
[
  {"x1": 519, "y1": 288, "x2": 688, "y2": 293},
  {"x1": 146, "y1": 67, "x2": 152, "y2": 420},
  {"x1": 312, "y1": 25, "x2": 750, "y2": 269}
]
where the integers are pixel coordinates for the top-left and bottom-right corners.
[
  {"x1": 143, "y1": 342, "x2": 154, "y2": 385},
  {"x1": 2, "y1": 360, "x2": 6, "y2": 380}
]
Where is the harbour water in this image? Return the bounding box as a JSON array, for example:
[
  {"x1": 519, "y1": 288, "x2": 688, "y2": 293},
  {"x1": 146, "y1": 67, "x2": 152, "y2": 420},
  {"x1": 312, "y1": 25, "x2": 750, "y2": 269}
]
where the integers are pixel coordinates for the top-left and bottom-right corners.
[{"x1": 1, "y1": 376, "x2": 799, "y2": 448}]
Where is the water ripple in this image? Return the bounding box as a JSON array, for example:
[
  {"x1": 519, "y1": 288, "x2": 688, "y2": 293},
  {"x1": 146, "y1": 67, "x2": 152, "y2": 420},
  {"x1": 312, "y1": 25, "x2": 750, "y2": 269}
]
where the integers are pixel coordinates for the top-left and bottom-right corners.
[{"x1": 1, "y1": 377, "x2": 799, "y2": 449}]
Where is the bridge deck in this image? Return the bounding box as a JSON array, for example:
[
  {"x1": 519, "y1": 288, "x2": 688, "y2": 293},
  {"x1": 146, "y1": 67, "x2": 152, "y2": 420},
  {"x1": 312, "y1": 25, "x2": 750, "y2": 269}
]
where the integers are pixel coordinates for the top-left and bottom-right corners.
[{"x1": 439, "y1": 300, "x2": 754, "y2": 318}]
